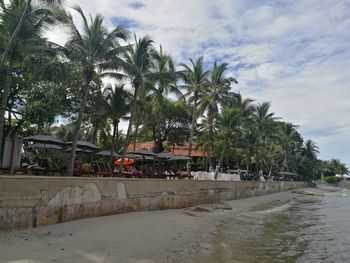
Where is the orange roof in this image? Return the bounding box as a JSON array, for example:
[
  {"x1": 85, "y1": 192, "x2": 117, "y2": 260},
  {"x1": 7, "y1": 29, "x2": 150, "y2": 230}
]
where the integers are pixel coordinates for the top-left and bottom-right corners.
[{"x1": 127, "y1": 141, "x2": 206, "y2": 157}]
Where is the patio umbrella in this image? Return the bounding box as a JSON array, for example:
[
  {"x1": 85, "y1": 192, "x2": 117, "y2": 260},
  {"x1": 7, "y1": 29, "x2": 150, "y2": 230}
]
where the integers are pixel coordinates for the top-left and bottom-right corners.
[
  {"x1": 64, "y1": 147, "x2": 94, "y2": 154},
  {"x1": 26, "y1": 143, "x2": 63, "y2": 150},
  {"x1": 67, "y1": 140, "x2": 99, "y2": 151},
  {"x1": 168, "y1": 155, "x2": 192, "y2": 161},
  {"x1": 157, "y1": 151, "x2": 174, "y2": 159},
  {"x1": 24, "y1": 135, "x2": 65, "y2": 145},
  {"x1": 115, "y1": 158, "x2": 135, "y2": 165},
  {"x1": 125, "y1": 153, "x2": 142, "y2": 159},
  {"x1": 128, "y1": 148, "x2": 157, "y2": 156},
  {"x1": 96, "y1": 150, "x2": 120, "y2": 158}
]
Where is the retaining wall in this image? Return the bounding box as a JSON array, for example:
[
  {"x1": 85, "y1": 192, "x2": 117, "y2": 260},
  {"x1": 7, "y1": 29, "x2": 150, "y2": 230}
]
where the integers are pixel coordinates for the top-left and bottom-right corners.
[{"x1": 0, "y1": 176, "x2": 306, "y2": 230}]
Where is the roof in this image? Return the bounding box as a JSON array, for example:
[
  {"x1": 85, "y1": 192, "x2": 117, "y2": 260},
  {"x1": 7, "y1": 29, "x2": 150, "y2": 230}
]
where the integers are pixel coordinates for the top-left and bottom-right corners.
[
  {"x1": 24, "y1": 135, "x2": 65, "y2": 145},
  {"x1": 127, "y1": 141, "x2": 206, "y2": 157}
]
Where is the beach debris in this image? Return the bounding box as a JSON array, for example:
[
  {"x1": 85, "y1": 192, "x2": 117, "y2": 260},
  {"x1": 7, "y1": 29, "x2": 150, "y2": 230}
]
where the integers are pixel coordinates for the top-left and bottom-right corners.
[
  {"x1": 192, "y1": 206, "x2": 213, "y2": 213},
  {"x1": 291, "y1": 190, "x2": 325, "y2": 196}
]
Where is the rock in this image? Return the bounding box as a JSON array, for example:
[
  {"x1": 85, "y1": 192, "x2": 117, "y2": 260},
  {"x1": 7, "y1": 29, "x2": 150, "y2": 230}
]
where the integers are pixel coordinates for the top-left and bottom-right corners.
[{"x1": 192, "y1": 206, "x2": 213, "y2": 213}]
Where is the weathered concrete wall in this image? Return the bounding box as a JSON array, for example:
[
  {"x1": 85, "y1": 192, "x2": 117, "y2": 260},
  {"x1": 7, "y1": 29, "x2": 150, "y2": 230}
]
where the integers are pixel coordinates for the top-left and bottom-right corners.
[{"x1": 0, "y1": 176, "x2": 306, "y2": 230}]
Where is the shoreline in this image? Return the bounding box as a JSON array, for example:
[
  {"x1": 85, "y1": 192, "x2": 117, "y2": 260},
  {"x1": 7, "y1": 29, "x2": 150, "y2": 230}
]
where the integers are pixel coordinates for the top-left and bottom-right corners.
[{"x1": 0, "y1": 189, "x2": 327, "y2": 263}]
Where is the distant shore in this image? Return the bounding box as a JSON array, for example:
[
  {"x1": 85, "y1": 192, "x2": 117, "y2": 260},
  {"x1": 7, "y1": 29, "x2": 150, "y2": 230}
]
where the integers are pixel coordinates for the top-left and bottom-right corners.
[{"x1": 0, "y1": 188, "x2": 330, "y2": 263}]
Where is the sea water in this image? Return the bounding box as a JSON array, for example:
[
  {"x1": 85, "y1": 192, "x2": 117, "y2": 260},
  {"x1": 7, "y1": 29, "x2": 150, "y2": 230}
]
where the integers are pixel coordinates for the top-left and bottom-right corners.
[{"x1": 191, "y1": 188, "x2": 350, "y2": 263}]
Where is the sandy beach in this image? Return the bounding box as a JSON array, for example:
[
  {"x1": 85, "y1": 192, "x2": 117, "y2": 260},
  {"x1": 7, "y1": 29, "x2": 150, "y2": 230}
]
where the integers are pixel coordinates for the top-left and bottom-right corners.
[{"x1": 0, "y1": 189, "x2": 325, "y2": 263}]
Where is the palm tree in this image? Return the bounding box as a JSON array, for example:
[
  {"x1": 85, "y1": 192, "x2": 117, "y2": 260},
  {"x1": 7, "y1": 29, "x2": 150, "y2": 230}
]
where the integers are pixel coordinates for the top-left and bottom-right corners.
[
  {"x1": 64, "y1": 6, "x2": 128, "y2": 176},
  {"x1": 149, "y1": 45, "x2": 180, "y2": 152},
  {"x1": 179, "y1": 57, "x2": 209, "y2": 157},
  {"x1": 117, "y1": 35, "x2": 154, "y2": 172},
  {"x1": 302, "y1": 139, "x2": 319, "y2": 161},
  {"x1": 197, "y1": 62, "x2": 237, "y2": 168},
  {"x1": 215, "y1": 107, "x2": 241, "y2": 179},
  {"x1": 253, "y1": 102, "x2": 276, "y2": 173},
  {"x1": 103, "y1": 84, "x2": 131, "y2": 162},
  {"x1": 277, "y1": 122, "x2": 301, "y2": 173}
]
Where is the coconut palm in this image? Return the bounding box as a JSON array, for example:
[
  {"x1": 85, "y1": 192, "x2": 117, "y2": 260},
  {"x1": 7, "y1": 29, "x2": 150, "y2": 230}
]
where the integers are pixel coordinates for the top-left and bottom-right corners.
[
  {"x1": 197, "y1": 62, "x2": 237, "y2": 168},
  {"x1": 149, "y1": 45, "x2": 180, "y2": 152},
  {"x1": 64, "y1": 6, "x2": 128, "y2": 176},
  {"x1": 302, "y1": 139, "x2": 319, "y2": 161},
  {"x1": 253, "y1": 102, "x2": 277, "y2": 172},
  {"x1": 117, "y1": 35, "x2": 155, "y2": 171},
  {"x1": 215, "y1": 107, "x2": 241, "y2": 179},
  {"x1": 179, "y1": 57, "x2": 209, "y2": 157},
  {"x1": 103, "y1": 84, "x2": 131, "y2": 162}
]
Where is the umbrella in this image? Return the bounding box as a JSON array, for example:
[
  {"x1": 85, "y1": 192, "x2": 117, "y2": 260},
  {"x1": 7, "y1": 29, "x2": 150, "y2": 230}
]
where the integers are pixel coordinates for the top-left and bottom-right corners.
[
  {"x1": 24, "y1": 135, "x2": 65, "y2": 145},
  {"x1": 115, "y1": 158, "x2": 135, "y2": 165},
  {"x1": 26, "y1": 143, "x2": 63, "y2": 150},
  {"x1": 128, "y1": 148, "x2": 157, "y2": 156},
  {"x1": 96, "y1": 150, "x2": 120, "y2": 158},
  {"x1": 125, "y1": 153, "x2": 142, "y2": 159},
  {"x1": 157, "y1": 151, "x2": 174, "y2": 159},
  {"x1": 64, "y1": 147, "x2": 94, "y2": 154},
  {"x1": 168, "y1": 155, "x2": 192, "y2": 161},
  {"x1": 67, "y1": 140, "x2": 99, "y2": 151}
]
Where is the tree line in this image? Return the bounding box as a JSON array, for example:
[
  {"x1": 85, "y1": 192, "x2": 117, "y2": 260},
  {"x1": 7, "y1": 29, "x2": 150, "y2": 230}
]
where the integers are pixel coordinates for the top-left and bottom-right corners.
[{"x1": 0, "y1": 0, "x2": 348, "y2": 178}]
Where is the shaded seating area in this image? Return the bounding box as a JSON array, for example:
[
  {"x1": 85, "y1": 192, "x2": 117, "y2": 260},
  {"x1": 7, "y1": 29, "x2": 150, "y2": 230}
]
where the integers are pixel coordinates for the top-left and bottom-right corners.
[{"x1": 6, "y1": 135, "x2": 194, "y2": 179}]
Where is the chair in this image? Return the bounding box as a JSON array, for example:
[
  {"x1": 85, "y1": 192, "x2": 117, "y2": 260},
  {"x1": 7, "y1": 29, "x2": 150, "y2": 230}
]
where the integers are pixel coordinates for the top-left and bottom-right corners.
[{"x1": 95, "y1": 161, "x2": 113, "y2": 177}]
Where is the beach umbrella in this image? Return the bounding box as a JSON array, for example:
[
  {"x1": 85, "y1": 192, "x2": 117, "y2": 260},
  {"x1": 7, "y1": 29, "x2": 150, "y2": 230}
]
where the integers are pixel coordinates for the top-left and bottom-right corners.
[
  {"x1": 157, "y1": 151, "x2": 174, "y2": 159},
  {"x1": 24, "y1": 135, "x2": 65, "y2": 145},
  {"x1": 96, "y1": 150, "x2": 120, "y2": 158},
  {"x1": 67, "y1": 140, "x2": 99, "y2": 151},
  {"x1": 26, "y1": 143, "x2": 63, "y2": 150},
  {"x1": 115, "y1": 158, "x2": 135, "y2": 165},
  {"x1": 128, "y1": 148, "x2": 157, "y2": 156},
  {"x1": 64, "y1": 147, "x2": 94, "y2": 154},
  {"x1": 125, "y1": 153, "x2": 142, "y2": 159},
  {"x1": 168, "y1": 155, "x2": 192, "y2": 161}
]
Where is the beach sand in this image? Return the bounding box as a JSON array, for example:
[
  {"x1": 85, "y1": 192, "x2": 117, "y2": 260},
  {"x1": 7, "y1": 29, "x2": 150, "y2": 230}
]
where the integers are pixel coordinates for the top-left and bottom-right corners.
[{"x1": 0, "y1": 189, "x2": 319, "y2": 263}]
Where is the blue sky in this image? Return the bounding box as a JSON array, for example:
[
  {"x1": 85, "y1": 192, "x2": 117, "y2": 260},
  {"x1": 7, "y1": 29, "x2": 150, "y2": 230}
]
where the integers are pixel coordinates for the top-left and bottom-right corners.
[{"x1": 49, "y1": 0, "x2": 350, "y2": 166}]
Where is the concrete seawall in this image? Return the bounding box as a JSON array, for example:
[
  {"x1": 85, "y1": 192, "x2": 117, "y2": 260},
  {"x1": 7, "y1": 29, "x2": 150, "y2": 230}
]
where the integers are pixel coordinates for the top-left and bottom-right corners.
[{"x1": 0, "y1": 176, "x2": 306, "y2": 230}]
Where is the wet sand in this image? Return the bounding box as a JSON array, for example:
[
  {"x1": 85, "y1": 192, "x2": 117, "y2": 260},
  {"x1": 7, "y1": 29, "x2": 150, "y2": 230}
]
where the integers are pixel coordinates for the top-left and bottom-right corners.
[{"x1": 0, "y1": 190, "x2": 314, "y2": 263}]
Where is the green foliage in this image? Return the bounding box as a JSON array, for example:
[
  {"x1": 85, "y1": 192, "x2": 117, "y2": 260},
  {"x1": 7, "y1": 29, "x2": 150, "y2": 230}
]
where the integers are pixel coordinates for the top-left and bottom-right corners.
[{"x1": 324, "y1": 176, "x2": 343, "y2": 184}]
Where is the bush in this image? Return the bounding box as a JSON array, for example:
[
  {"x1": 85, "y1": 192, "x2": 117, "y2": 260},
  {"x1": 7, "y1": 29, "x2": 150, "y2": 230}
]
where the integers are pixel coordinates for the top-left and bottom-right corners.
[{"x1": 324, "y1": 176, "x2": 343, "y2": 184}]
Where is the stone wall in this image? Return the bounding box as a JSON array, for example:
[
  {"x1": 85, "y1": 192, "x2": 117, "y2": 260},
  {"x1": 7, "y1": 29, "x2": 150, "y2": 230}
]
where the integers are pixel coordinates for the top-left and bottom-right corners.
[{"x1": 0, "y1": 176, "x2": 306, "y2": 230}]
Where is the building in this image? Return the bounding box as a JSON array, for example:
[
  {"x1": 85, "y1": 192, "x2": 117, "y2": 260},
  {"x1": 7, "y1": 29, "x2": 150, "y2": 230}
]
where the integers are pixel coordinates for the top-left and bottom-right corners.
[{"x1": 127, "y1": 141, "x2": 206, "y2": 157}]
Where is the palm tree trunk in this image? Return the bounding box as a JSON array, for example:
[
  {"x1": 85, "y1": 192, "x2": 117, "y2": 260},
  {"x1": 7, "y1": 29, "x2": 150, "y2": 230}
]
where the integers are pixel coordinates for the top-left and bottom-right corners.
[
  {"x1": 66, "y1": 81, "x2": 90, "y2": 176},
  {"x1": 110, "y1": 119, "x2": 118, "y2": 163},
  {"x1": 0, "y1": 0, "x2": 31, "y2": 68},
  {"x1": 119, "y1": 84, "x2": 139, "y2": 172},
  {"x1": 133, "y1": 123, "x2": 139, "y2": 150},
  {"x1": 188, "y1": 95, "x2": 198, "y2": 157},
  {"x1": 90, "y1": 121, "x2": 99, "y2": 144},
  {"x1": 208, "y1": 115, "x2": 214, "y2": 169},
  {"x1": 215, "y1": 134, "x2": 229, "y2": 179},
  {"x1": 0, "y1": 69, "x2": 12, "y2": 166}
]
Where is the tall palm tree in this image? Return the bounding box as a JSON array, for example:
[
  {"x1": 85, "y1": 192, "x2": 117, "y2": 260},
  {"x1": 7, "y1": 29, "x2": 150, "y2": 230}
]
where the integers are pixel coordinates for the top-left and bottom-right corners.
[
  {"x1": 197, "y1": 62, "x2": 237, "y2": 168},
  {"x1": 253, "y1": 102, "x2": 276, "y2": 173},
  {"x1": 149, "y1": 45, "x2": 179, "y2": 153},
  {"x1": 277, "y1": 122, "x2": 301, "y2": 173},
  {"x1": 179, "y1": 57, "x2": 209, "y2": 157},
  {"x1": 229, "y1": 94, "x2": 254, "y2": 169},
  {"x1": 117, "y1": 35, "x2": 154, "y2": 172},
  {"x1": 215, "y1": 107, "x2": 241, "y2": 179},
  {"x1": 103, "y1": 84, "x2": 131, "y2": 162},
  {"x1": 65, "y1": 6, "x2": 128, "y2": 176}
]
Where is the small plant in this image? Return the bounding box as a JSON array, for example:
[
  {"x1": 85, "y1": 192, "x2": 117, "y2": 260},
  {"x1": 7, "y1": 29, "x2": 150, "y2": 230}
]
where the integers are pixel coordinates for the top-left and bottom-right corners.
[{"x1": 324, "y1": 176, "x2": 343, "y2": 184}]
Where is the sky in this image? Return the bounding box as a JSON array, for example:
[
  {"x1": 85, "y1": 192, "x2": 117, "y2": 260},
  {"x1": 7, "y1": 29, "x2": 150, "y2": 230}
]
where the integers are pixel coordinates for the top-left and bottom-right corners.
[{"x1": 48, "y1": 0, "x2": 350, "y2": 166}]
